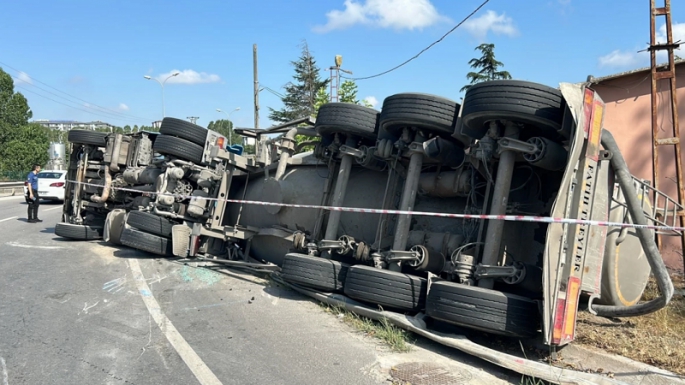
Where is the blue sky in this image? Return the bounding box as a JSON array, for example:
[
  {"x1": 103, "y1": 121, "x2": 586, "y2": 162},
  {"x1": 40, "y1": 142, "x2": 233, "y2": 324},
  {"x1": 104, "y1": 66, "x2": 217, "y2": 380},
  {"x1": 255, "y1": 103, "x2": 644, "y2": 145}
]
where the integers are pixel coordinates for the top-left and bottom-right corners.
[{"x1": 1, "y1": 0, "x2": 683, "y2": 130}]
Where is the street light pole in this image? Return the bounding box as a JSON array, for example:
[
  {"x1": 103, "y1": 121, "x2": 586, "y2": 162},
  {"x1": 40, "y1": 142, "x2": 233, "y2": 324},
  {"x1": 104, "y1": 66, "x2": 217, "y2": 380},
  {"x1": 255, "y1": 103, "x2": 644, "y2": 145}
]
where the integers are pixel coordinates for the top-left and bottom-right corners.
[
  {"x1": 144, "y1": 72, "x2": 180, "y2": 118},
  {"x1": 216, "y1": 107, "x2": 240, "y2": 145}
]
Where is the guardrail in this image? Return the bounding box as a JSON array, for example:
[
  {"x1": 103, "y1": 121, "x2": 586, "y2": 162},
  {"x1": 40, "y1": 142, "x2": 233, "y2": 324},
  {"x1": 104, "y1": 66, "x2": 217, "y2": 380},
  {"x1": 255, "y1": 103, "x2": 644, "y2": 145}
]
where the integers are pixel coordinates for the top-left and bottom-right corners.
[
  {"x1": 0, "y1": 182, "x2": 23, "y2": 197},
  {"x1": 0, "y1": 182, "x2": 24, "y2": 188}
]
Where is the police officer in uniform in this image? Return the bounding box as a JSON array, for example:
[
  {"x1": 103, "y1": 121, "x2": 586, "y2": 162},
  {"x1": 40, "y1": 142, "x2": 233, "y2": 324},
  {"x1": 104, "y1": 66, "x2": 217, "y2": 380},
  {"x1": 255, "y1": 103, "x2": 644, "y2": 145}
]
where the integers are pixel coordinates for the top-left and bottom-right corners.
[{"x1": 26, "y1": 164, "x2": 43, "y2": 223}]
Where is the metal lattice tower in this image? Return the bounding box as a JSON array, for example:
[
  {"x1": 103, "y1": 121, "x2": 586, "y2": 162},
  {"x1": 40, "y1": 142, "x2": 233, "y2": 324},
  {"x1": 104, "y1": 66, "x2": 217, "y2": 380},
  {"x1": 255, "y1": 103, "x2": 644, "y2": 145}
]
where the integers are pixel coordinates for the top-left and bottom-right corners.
[
  {"x1": 329, "y1": 55, "x2": 353, "y2": 102},
  {"x1": 649, "y1": 0, "x2": 685, "y2": 263},
  {"x1": 329, "y1": 66, "x2": 340, "y2": 102}
]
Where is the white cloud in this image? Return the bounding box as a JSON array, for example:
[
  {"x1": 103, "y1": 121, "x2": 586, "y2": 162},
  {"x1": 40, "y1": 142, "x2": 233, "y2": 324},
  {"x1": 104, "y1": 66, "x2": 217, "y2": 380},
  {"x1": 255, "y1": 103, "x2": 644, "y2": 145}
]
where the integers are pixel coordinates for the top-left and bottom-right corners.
[
  {"x1": 363, "y1": 96, "x2": 379, "y2": 108},
  {"x1": 598, "y1": 22, "x2": 685, "y2": 69},
  {"x1": 13, "y1": 71, "x2": 32, "y2": 85},
  {"x1": 656, "y1": 22, "x2": 685, "y2": 51},
  {"x1": 313, "y1": 0, "x2": 449, "y2": 33},
  {"x1": 462, "y1": 10, "x2": 518, "y2": 41},
  {"x1": 598, "y1": 49, "x2": 643, "y2": 68},
  {"x1": 155, "y1": 69, "x2": 221, "y2": 85},
  {"x1": 118, "y1": 103, "x2": 129, "y2": 111}
]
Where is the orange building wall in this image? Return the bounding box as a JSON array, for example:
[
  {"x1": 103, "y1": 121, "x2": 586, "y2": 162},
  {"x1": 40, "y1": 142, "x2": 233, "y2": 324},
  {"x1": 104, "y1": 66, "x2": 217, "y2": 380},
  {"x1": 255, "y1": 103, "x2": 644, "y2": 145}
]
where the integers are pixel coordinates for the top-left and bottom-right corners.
[{"x1": 592, "y1": 66, "x2": 685, "y2": 271}]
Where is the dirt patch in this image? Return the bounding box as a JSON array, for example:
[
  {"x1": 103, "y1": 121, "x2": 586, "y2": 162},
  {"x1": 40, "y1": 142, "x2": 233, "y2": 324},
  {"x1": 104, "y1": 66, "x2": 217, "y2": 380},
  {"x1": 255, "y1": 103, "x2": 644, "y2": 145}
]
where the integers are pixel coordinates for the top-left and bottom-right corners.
[{"x1": 575, "y1": 272, "x2": 685, "y2": 375}]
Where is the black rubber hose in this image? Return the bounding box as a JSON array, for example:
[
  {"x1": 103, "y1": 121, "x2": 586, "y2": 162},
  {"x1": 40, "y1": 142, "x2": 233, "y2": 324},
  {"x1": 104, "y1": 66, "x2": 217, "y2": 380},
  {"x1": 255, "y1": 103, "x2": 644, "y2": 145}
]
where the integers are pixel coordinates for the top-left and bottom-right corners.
[{"x1": 589, "y1": 130, "x2": 674, "y2": 317}]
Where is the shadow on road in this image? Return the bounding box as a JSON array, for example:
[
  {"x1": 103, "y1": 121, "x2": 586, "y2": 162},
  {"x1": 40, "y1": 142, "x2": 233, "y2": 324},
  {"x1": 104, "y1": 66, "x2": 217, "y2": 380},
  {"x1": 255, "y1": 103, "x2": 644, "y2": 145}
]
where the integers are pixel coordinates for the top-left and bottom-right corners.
[
  {"x1": 39, "y1": 227, "x2": 55, "y2": 234},
  {"x1": 15, "y1": 199, "x2": 64, "y2": 206}
]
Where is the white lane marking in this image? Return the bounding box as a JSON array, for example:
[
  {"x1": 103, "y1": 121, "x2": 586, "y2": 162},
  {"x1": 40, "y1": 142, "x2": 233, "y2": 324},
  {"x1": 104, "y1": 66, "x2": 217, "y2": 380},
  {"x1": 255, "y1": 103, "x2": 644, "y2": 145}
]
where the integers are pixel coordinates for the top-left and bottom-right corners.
[
  {"x1": 128, "y1": 259, "x2": 222, "y2": 385},
  {"x1": 0, "y1": 217, "x2": 17, "y2": 223},
  {"x1": 0, "y1": 356, "x2": 7, "y2": 385},
  {"x1": 45, "y1": 207, "x2": 62, "y2": 212},
  {"x1": 5, "y1": 242, "x2": 64, "y2": 250}
]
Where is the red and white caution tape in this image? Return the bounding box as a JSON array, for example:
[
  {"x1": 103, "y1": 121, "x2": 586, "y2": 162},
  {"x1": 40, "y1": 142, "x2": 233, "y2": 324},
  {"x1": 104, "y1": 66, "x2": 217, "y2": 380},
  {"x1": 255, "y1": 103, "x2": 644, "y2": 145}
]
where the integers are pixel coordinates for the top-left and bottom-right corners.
[{"x1": 67, "y1": 179, "x2": 685, "y2": 232}]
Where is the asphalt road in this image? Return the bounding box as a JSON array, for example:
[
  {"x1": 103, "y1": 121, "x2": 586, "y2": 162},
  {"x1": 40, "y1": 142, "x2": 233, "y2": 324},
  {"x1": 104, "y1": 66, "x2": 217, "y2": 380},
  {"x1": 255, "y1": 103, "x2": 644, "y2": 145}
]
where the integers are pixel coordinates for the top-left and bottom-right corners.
[{"x1": 0, "y1": 195, "x2": 518, "y2": 385}]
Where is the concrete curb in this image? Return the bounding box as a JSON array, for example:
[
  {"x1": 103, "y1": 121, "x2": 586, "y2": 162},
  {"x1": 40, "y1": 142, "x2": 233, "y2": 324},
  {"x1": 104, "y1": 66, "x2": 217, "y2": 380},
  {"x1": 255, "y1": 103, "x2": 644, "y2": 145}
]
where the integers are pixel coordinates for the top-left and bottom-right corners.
[{"x1": 559, "y1": 344, "x2": 685, "y2": 385}]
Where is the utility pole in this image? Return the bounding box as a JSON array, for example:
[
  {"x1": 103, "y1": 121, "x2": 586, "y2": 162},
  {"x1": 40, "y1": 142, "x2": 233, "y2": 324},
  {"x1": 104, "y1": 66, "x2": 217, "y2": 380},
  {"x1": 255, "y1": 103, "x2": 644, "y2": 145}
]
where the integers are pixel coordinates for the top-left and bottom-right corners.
[
  {"x1": 187, "y1": 116, "x2": 199, "y2": 125},
  {"x1": 253, "y1": 44, "x2": 259, "y2": 131}
]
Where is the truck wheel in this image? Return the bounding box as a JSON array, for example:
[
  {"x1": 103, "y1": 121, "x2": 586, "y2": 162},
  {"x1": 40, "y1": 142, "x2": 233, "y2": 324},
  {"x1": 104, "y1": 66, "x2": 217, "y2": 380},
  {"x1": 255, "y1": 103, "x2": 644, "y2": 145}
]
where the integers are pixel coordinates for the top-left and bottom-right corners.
[
  {"x1": 426, "y1": 280, "x2": 540, "y2": 338},
  {"x1": 120, "y1": 227, "x2": 172, "y2": 256},
  {"x1": 461, "y1": 80, "x2": 564, "y2": 140},
  {"x1": 281, "y1": 253, "x2": 349, "y2": 292},
  {"x1": 343, "y1": 265, "x2": 427, "y2": 312},
  {"x1": 153, "y1": 135, "x2": 204, "y2": 164},
  {"x1": 315, "y1": 103, "x2": 379, "y2": 141},
  {"x1": 159, "y1": 117, "x2": 208, "y2": 146},
  {"x1": 55, "y1": 222, "x2": 103, "y2": 240},
  {"x1": 67, "y1": 130, "x2": 108, "y2": 147},
  {"x1": 103, "y1": 209, "x2": 126, "y2": 245},
  {"x1": 126, "y1": 210, "x2": 174, "y2": 238},
  {"x1": 379, "y1": 93, "x2": 460, "y2": 139}
]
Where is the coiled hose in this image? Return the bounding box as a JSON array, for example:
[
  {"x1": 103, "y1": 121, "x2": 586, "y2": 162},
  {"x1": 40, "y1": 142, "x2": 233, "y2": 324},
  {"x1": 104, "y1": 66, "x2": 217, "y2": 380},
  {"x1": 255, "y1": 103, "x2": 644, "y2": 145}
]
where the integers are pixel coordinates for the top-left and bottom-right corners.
[{"x1": 588, "y1": 130, "x2": 674, "y2": 317}]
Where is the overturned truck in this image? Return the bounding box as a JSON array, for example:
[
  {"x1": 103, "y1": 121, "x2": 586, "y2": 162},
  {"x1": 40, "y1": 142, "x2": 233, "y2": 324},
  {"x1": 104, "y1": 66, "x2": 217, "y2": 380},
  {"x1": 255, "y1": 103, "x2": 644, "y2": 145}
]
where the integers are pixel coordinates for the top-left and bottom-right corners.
[{"x1": 57, "y1": 80, "x2": 677, "y2": 348}]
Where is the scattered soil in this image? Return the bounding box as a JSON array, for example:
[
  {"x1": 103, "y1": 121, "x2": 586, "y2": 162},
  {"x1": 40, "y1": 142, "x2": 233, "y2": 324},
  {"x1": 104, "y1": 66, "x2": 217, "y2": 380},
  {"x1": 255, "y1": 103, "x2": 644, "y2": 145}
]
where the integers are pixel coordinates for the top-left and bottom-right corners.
[{"x1": 575, "y1": 272, "x2": 685, "y2": 375}]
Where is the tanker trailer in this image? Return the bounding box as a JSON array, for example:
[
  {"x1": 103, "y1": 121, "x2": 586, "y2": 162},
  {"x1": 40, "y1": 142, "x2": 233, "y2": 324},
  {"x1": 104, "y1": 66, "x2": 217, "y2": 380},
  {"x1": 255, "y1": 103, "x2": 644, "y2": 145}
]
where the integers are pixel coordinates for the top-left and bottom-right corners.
[{"x1": 102, "y1": 80, "x2": 674, "y2": 347}]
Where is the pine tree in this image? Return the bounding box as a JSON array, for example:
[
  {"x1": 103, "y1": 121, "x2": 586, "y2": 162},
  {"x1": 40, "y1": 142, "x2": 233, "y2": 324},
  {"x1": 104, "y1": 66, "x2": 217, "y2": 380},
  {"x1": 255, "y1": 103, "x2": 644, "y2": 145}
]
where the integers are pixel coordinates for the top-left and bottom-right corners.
[
  {"x1": 269, "y1": 41, "x2": 329, "y2": 123},
  {"x1": 460, "y1": 43, "x2": 512, "y2": 93}
]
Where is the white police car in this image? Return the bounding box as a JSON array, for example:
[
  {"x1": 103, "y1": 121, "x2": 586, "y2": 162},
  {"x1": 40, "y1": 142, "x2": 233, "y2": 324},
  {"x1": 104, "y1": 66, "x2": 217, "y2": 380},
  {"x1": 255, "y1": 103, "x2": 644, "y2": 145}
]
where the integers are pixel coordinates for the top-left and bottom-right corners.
[{"x1": 23, "y1": 170, "x2": 67, "y2": 201}]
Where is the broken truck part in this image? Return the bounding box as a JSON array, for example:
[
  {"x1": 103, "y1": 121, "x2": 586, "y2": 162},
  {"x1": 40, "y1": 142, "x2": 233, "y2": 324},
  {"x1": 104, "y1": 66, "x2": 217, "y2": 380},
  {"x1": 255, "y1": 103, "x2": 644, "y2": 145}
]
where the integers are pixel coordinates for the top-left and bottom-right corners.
[{"x1": 56, "y1": 80, "x2": 678, "y2": 377}]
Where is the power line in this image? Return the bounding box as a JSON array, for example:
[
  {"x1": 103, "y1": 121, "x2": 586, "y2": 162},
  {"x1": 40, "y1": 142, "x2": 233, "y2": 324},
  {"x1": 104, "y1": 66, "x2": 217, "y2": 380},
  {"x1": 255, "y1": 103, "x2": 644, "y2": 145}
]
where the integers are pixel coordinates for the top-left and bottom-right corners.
[
  {"x1": 15, "y1": 84, "x2": 149, "y2": 125},
  {"x1": 259, "y1": 84, "x2": 286, "y2": 99},
  {"x1": 15, "y1": 85, "x2": 149, "y2": 125},
  {"x1": 342, "y1": 0, "x2": 490, "y2": 81},
  {"x1": 13, "y1": 79, "x2": 150, "y2": 124},
  {"x1": 0, "y1": 60, "x2": 155, "y2": 122}
]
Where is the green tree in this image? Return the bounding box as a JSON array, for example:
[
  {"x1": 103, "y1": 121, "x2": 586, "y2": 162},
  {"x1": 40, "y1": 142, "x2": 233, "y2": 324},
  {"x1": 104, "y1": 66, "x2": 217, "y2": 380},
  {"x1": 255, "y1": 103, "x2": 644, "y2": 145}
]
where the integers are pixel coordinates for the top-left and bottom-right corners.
[
  {"x1": 208, "y1": 119, "x2": 242, "y2": 145},
  {"x1": 314, "y1": 86, "x2": 330, "y2": 114},
  {"x1": 133, "y1": 124, "x2": 139, "y2": 132},
  {"x1": 1, "y1": 123, "x2": 49, "y2": 173},
  {"x1": 0, "y1": 67, "x2": 32, "y2": 142},
  {"x1": 0, "y1": 67, "x2": 47, "y2": 176},
  {"x1": 460, "y1": 43, "x2": 512, "y2": 93},
  {"x1": 268, "y1": 41, "x2": 329, "y2": 123},
  {"x1": 338, "y1": 80, "x2": 373, "y2": 107},
  {"x1": 314, "y1": 80, "x2": 373, "y2": 111}
]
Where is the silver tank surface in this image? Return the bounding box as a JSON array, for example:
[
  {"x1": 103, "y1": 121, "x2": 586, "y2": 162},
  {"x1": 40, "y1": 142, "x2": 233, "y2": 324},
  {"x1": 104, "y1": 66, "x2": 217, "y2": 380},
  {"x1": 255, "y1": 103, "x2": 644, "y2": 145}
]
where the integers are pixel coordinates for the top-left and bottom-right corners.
[
  {"x1": 49, "y1": 142, "x2": 66, "y2": 160},
  {"x1": 225, "y1": 164, "x2": 472, "y2": 263},
  {"x1": 47, "y1": 142, "x2": 66, "y2": 170}
]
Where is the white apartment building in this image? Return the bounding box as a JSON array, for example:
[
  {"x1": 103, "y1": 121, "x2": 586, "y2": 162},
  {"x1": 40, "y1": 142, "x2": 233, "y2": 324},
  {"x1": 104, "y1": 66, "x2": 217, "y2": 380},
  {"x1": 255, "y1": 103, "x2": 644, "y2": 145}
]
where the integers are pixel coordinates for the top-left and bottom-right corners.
[{"x1": 34, "y1": 119, "x2": 115, "y2": 131}]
